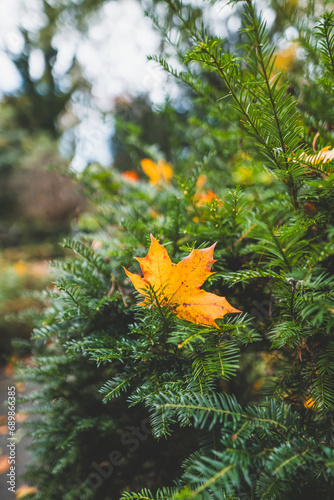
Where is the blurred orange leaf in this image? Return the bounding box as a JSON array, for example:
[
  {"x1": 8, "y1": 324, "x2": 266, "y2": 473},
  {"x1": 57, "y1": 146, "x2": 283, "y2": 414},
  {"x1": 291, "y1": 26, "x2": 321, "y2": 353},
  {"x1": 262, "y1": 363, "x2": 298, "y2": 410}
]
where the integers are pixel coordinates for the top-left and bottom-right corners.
[
  {"x1": 124, "y1": 235, "x2": 240, "y2": 327},
  {"x1": 195, "y1": 190, "x2": 219, "y2": 207},
  {"x1": 140, "y1": 158, "x2": 173, "y2": 186},
  {"x1": 0, "y1": 456, "x2": 10, "y2": 474},
  {"x1": 193, "y1": 175, "x2": 220, "y2": 206},
  {"x1": 16, "y1": 485, "x2": 38, "y2": 498},
  {"x1": 121, "y1": 170, "x2": 139, "y2": 183},
  {"x1": 16, "y1": 412, "x2": 28, "y2": 423}
]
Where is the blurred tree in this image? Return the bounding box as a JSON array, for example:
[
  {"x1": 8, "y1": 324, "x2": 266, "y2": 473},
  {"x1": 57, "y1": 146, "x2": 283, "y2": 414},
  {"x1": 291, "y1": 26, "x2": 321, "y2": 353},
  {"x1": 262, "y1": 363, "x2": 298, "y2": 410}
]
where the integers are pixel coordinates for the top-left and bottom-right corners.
[
  {"x1": 0, "y1": 0, "x2": 111, "y2": 247},
  {"x1": 0, "y1": 0, "x2": 108, "y2": 363}
]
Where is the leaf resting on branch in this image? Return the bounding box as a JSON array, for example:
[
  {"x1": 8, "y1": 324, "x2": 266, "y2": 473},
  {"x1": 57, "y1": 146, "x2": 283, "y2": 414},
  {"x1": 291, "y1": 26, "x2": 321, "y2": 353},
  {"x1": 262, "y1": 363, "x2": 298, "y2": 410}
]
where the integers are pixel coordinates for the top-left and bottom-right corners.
[{"x1": 124, "y1": 235, "x2": 240, "y2": 327}]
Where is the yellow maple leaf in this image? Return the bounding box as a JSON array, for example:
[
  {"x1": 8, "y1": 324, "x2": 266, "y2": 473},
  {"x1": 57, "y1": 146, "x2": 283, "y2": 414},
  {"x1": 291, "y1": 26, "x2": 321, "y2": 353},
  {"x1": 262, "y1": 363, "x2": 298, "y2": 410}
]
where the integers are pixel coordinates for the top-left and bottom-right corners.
[
  {"x1": 124, "y1": 235, "x2": 240, "y2": 327},
  {"x1": 140, "y1": 158, "x2": 173, "y2": 186}
]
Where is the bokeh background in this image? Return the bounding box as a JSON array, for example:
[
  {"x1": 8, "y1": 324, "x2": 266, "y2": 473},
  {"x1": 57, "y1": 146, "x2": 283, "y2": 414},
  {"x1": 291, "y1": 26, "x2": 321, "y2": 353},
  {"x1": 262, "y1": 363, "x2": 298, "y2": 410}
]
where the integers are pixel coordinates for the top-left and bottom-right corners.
[{"x1": 0, "y1": 0, "x2": 304, "y2": 497}]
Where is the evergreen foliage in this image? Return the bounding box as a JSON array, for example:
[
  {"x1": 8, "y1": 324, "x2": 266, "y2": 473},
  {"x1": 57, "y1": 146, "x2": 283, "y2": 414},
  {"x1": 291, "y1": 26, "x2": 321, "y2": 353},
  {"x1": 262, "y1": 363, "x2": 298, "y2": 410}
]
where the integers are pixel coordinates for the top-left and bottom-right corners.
[{"x1": 18, "y1": 0, "x2": 334, "y2": 499}]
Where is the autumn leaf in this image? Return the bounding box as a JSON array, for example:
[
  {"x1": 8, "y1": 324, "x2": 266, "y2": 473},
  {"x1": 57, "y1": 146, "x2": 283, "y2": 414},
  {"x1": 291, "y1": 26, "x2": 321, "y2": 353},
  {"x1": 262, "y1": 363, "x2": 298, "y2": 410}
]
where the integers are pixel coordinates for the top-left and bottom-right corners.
[
  {"x1": 16, "y1": 485, "x2": 38, "y2": 498},
  {"x1": 140, "y1": 158, "x2": 173, "y2": 186},
  {"x1": 301, "y1": 146, "x2": 334, "y2": 172},
  {"x1": 194, "y1": 190, "x2": 219, "y2": 207},
  {"x1": 121, "y1": 170, "x2": 139, "y2": 183},
  {"x1": 192, "y1": 174, "x2": 220, "y2": 207},
  {"x1": 124, "y1": 235, "x2": 240, "y2": 327},
  {"x1": 0, "y1": 456, "x2": 10, "y2": 474}
]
